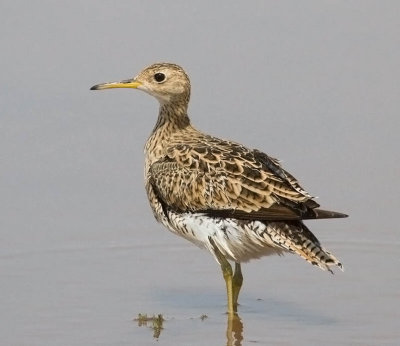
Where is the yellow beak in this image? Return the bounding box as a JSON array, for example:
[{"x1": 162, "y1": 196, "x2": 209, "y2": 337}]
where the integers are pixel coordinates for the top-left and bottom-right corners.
[{"x1": 90, "y1": 78, "x2": 142, "y2": 90}]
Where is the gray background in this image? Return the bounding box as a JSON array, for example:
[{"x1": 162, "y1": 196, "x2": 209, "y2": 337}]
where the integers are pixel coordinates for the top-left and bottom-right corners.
[{"x1": 1, "y1": 1, "x2": 399, "y2": 345}]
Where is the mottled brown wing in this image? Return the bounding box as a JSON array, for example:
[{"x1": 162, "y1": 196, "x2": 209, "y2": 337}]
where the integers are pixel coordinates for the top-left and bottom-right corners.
[{"x1": 148, "y1": 138, "x2": 327, "y2": 220}]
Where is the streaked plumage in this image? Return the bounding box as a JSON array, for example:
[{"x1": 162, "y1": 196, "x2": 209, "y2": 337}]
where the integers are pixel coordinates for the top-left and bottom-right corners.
[{"x1": 91, "y1": 62, "x2": 347, "y2": 314}]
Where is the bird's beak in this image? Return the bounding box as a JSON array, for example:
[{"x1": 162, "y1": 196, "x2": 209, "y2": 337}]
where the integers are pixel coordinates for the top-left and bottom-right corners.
[{"x1": 90, "y1": 78, "x2": 142, "y2": 90}]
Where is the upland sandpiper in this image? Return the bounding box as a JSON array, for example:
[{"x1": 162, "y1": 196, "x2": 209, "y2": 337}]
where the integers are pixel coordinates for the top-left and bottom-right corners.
[{"x1": 91, "y1": 63, "x2": 347, "y2": 314}]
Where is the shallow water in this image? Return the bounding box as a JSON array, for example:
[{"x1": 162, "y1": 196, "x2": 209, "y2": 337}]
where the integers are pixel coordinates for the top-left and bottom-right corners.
[
  {"x1": 2, "y1": 226, "x2": 399, "y2": 345},
  {"x1": 2, "y1": 1, "x2": 399, "y2": 345}
]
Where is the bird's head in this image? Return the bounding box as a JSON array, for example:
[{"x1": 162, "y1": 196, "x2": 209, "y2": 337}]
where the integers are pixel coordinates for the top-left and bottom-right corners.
[{"x1": 91, "y1": 63, "x2": 191, "y2": 106}]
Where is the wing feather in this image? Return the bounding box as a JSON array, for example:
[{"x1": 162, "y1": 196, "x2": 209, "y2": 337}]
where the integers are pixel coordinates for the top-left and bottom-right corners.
[{"x1": 148, "y1": 136, "x2": 346, "y2": 220}]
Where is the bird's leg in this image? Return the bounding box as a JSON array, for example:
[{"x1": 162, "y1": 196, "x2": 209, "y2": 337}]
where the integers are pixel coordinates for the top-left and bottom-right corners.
[
  {"x1": 220, "y1": 256, "x2": 234, "y2": 315},
  {"x1": 232, "y1": 262, "x2": 243, "y2": 312},
  {"x1": 208, "y1": 237, "x2": 235, "y2": 314}
]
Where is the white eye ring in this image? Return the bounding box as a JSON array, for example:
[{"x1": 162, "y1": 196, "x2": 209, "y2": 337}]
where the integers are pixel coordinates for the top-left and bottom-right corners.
[{"x1": 154, "y1": 73, "x2": 166, "y2": 83}]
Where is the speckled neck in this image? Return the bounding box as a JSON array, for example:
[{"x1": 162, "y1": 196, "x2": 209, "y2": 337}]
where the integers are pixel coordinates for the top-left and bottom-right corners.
[
  {"x1": 145, "y1": 101, "x2": 192, "y2": 166},
  {"x1": 151, "y1": 102, "x2": 191, "y2": 134}
]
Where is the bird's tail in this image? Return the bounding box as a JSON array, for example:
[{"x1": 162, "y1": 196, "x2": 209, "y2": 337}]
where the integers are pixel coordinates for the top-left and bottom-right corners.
[
  {"x1": 266, "y1": 221, "x2": 343, "y2": 273},
  {"x1": 305, "y1": 208, "x2": 348, "y2": 220}
]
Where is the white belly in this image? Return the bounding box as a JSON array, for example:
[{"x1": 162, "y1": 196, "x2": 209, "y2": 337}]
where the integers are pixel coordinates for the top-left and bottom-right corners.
[{"x1": 164, "y1": 211, "x2": 286, "y2": 263}]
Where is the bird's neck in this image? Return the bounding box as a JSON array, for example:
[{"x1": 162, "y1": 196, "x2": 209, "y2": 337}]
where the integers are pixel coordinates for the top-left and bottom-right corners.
[
  {"x1": 152, "y1": 102, "x2": 190, "y2": 134},
  {"x1": 145, "y1": 102, "x2": 193, "y2": 165}
]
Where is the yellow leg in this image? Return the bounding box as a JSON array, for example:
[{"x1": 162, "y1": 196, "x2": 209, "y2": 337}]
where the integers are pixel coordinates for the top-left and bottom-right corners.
[
  {"x1": 232, "y1": 262, "x2": 243, "y2": 312},
  {"x1": 208, "y1": 237, "x2": 235, "y2": 314},
  {"x1": 221, "y1": 257, "x2": 234, "y2": 314}
]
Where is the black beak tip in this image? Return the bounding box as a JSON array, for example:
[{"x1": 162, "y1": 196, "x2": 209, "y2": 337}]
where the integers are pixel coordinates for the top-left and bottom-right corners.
[{"x1": 90, "y1": 85, "x2": 99, "y2": 90}]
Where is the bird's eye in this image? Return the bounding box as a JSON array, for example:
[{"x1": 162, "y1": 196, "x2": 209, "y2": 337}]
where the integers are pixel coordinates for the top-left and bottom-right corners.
[{"x1": 154, "y1": 73, "x2": 166, "y2": 83}]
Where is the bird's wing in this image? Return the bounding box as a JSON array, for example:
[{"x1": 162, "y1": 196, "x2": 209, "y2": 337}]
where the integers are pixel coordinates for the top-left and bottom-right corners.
[{"x1": 149, "y1": 137, "x2": 342, "y2": 221}]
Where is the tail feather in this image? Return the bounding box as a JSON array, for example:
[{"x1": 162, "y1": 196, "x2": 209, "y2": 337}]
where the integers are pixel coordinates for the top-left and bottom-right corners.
[
  {"x1": 305, "y1": 208, "x2": 348, "y2": 220},
  {"x1": 265, "y1": 221, "x2": 343, "y2": 273},
  {"x1": 296, "y1": 238, "x2": 344, "y2": 273}
]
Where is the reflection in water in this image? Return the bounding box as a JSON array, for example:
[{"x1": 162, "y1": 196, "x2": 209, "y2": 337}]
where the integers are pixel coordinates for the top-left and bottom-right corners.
[
  {"x1": 135, "y1": 312, "x2": 244, "y2": 344},
  {"x1": 135, "y1": 313, "x2": 164, "y2": 339},
  {"x1": 226, "y1": 314, "x2": 243, "y2": 346}
]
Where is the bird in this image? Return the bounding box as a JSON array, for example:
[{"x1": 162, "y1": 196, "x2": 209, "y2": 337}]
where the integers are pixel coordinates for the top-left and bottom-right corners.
[{"x1": 91, "y1": 62, "x2": 347, "y2": 315}]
